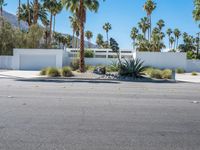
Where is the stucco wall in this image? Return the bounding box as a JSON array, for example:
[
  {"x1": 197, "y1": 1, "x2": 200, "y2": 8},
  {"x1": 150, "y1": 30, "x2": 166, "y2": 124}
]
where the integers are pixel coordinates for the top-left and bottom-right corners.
[{"x1": 136, "y1": 52, "x2": 187, "y2": 70}]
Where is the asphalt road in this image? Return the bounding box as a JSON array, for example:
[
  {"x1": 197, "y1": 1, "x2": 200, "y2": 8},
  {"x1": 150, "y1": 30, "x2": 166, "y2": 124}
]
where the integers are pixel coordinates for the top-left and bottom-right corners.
[{"x1": 0, "y1": 78, "x2": 200, "y2": 150}]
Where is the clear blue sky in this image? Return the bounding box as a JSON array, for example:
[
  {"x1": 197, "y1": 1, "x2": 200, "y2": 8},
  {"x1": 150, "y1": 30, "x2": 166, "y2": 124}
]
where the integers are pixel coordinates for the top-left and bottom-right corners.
[{"x1": 4, "y1": 0, "x2": 200, "y2": 49}]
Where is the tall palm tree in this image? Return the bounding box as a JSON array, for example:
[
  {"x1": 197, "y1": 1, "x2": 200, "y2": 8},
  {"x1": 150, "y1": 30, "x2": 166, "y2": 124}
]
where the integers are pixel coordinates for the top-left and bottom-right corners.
[
  {"x1": 18, "y1": 0, "x2": 21, "y2": 29},
  {"x1": 169, "y1": 37, "x2": 175, "y2": 50},
  {"x1": 166, "y1": 28, "x2": 172, "y2": 49},
  {"x1": 138, "y1": 17, "x2": 149, "y2": 38},
  {"x1": 103, "y1": 22, "x2": 112, "y2": 45},
  {"x1": 69, "y1": 15, "x2": 79, "y2": 48},
  {"x1": 130, "y1": 27, "x2": 138, "y2": 50},
  {"x1": 42, "y1": 0, "x2": 59, "y2": 47},
  {"x1": 85, "y1": 30, "x2": 93, "y2": 48},
  {"x1": 174, "y1": 28, "x2": 181, "y2": 49},
  {"x1": 52, "y1": 1, "x2": 62, "y2": 33},
  {"x1": 62, "y1": 0, "x2": 105, "y2": 72},
  {"x1": 0, "y1": 0, "x2": 7, "y2": 17},
  {"x1": 157, "y1": 19, "x2": 165, "y2": 30},
  {"x1": 143, "y1": 0, "x2": 156, "y2": 40}
]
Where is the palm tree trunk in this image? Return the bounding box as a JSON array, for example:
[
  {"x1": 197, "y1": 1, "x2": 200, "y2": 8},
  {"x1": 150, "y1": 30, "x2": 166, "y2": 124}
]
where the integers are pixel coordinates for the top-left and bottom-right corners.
[
  {"x1": 106, "y1": 32, "x2": 109, "y2": 45},
  {"x1": 53, "y1": 15, "x2": 56, "y2": 33},
  {"x1": 27, "y1": 0, "x2": 31, "y2": 27},
  {"x1": 0, "y1": 6, "x2": 3, "y2": 16},
  {"x1": 149, "y1": 15, "x2": 152, "y2": 41},
  {"x1": 176, "y1": 38, "x2": 179, "y2": 49},
  {"x1": 79, "y1": 0, "x2": 85, "y2": 72},
  {"x1": 33, "y1": 0, "x2": 38, "y2": 24},
  {"x1": 168, "y1": 36, "x2": 170, "y2": 49},
  {"x1": 49, "y1": 13, "x2": 53, "y2": 48},
  {"x1": 174, "y1": 37, "x2": 176, "y2": 49},
  {"x1": 72, "y1": 31, "x2": 75, "y2": 48},
  {"x1": 18, "y1": 0, "x2": 21, "y2": 29}
]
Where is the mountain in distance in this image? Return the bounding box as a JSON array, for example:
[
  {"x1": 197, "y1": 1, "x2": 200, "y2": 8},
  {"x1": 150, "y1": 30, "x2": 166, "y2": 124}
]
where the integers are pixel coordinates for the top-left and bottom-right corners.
[{"x1": 2, "y1": 10, "x2": 98, "y2": 48}]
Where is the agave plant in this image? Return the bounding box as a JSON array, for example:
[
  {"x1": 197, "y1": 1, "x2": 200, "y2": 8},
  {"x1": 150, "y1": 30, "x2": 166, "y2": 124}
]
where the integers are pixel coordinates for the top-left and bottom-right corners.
[{"x1": 119, "y1": 59, "x2": 145, "y2": 78}]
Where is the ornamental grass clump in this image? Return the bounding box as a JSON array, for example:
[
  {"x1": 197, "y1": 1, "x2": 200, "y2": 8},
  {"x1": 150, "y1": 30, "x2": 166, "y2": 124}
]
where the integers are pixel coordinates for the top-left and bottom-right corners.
[
  {"x1": 150, "y1": 69, "x2": 163, "y2": 79},
  {"x1": 47, "y1": 67, "x2": 60, "y2": 77},
  {"x1": 161, "y1": 69, "x2": 172, "y2": 79},
  {"x1": 61, "y1": 67, "x2": 74, "y2": 77}
]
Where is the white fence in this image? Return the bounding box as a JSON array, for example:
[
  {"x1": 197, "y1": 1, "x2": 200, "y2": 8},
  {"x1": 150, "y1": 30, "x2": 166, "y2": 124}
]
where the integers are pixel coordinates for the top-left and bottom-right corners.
[{"x1": 0, "y1": 56, "x2": 13, "y2": 69}]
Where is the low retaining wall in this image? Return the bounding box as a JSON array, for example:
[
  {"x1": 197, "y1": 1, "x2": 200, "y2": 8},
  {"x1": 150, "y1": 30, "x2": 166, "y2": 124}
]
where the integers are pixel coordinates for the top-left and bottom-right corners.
[{"x1": 0, "y1": 56, "x2": 13, "y2": 69}]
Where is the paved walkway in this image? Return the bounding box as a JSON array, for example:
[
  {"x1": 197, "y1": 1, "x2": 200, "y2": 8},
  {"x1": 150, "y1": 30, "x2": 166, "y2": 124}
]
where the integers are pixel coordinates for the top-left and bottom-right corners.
[
  {"x1": 176, "y1": 73, "x2": 200, "y2": 83},
  {"x1": 0, "y1": 70, "x2": 40, "y2": 79}
]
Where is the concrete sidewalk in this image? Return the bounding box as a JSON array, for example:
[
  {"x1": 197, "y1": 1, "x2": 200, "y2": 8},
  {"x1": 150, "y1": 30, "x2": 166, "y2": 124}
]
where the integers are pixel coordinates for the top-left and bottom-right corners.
[
  {"x1": 0, "y1": 70, "x2": 40, "y2": 79},
  {"x1": 176, "y1": 73, "x2": 200, "y2": 83}
]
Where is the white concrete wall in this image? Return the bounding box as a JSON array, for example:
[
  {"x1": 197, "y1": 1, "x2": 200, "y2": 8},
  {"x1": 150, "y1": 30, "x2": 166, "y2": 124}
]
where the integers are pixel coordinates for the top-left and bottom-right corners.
[
  {"x1": 136, "y1": 52, "x2": 187, "y2": 69},
  {"x1": 0, "y1": 56, "x2": 13, "y2": 69},
  {"x1": 186, "y1": 60, "x2": 200, "y2": 72},
  {"x1": 12, "y1": 49, "x2": 63, "y2": 70}
]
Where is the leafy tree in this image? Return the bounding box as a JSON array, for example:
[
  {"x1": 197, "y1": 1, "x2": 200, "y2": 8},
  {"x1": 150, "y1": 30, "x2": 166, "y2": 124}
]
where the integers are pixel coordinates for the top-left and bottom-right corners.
[
  {"x1": 96, "y1": 33, "x2": 104, "y2": 48},
  {"x1": 26, "y1": 24, "x2": 43, "y2": 48},
  {"x1": 110, "y1": 38, "x2": 121, "y2": 66}
]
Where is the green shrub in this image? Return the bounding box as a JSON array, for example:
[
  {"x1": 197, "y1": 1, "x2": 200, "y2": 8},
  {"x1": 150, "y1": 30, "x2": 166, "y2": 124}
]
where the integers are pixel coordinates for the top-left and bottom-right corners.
[
  {"x1": 85, "y1": 65, "x2": 95, "y2": 71},
  {"x1": 70, "y1": 58, "x2": 79, "y2": 71},
  {"x1": 150, "y1": 69, "x2": 163, "y2": 79},
  {"x1": 191, "y1": 72, "x2": 198, "y2": 76},
  {"x1": 119, "y1": 59, "x2": 145, "y2": 78},
  {"x1": 84, "y1": 50, "x2": 94, "y2": 58},
  {"x1": 176, "y1": 68, "x2": 185, "y2": 74},
  {"x1": 143, "y1": 67, "x2": 154, "y2": 76},
  {"x1": 40, "y1": 68, "x2": 49, "y2": 75},
  {"x1": 47, "y1": 67, "x2": 60, "y2": 77},
  {"x1": 162, "y1": 69, "x2": 172, "y2": 79},
  {"x1": 107, "y1": 61, "x2": 119, "y2": 72},
  {"x1": 61, "y1": 67, "x2": 74, "y2": 77}
]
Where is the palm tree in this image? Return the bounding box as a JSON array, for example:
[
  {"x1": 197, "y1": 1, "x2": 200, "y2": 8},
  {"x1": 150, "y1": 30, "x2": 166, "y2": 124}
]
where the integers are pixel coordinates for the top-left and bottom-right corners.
[
  {"x1": 138, "y1": 17, "x2": 149, "y2": 38},
  {"x1": 27, "y1": 0, "x2": 31, "y2": 26},
  {"x1": 18, "y1": 0, "x2": 21, "y2": 29},
  {"x1": 85, "y1": 30, "x2": 93, "y2": 48},
  {"x1": 62, "y1": 0, "x2": 105, "y2": 72},
  {"x1": 103, "y1": 22, "x2": 112, "y2": 45},
  {"x1": 143, "y1": 0, "x2": 156, "y2": 40},
  {"x1": 130, "y1": 27, "x2": 138, "y2": 50},
  {"x1": 69, "y1": 15, "x2": 79, "y2": 48},
  {"x1": 96, "y1": 33, "x2": 104, "y2": 48},
  {"x1": 65, "y1": 34, "x2": 72, "y2": 48},
  {"x1": 42, "y1": 0, "x2": 59, "y2": 47},
  {"x1": 174, "y1": 28, "x2": 181, "y2": 49},
  {"x1": 52, "y1": 1, "x2": 62, "y2": 33},
  {"x1": 33, "y1": 0, "x2": 39, "y2": 24},
  {"x1": 166, "y1": 28, "x2": 172, "y2": 49},
  {"x1": 193, "y1": 0, "x2": 200, "y2": 21},
  {"x1": 18, "y1": 2, "x2": 47, "y2": 27},
  {"x1": 157, "y1": 19, "x2": 165, "y2": 30},
  {"x1": 169, "y1": 37, "x2": 175, "y2": 50},
  {"x1": 0, "y1": 0, "x2": 7, "y2": 17}
]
